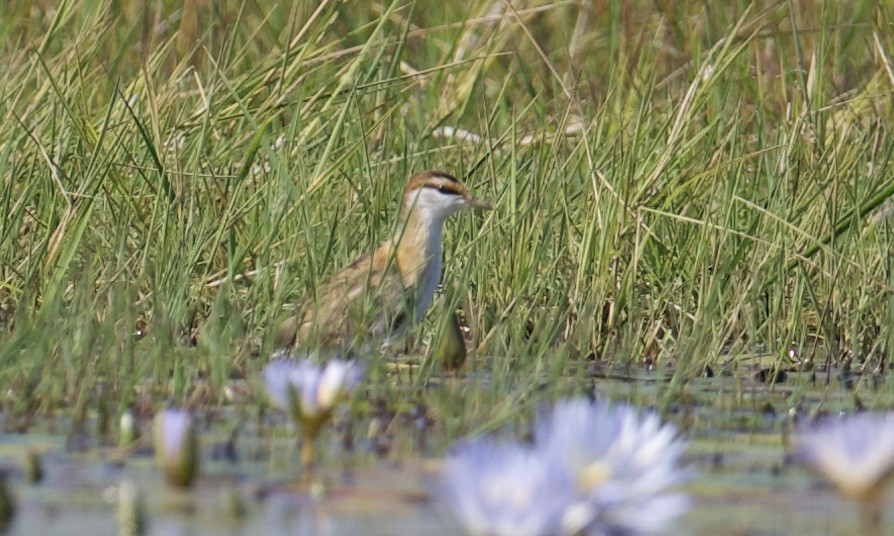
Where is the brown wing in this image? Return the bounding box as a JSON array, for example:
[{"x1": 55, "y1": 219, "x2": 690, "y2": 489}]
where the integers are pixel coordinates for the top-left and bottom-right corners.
[{"x1": 280, "y1": 248, "x2": 414, "y2": 351}]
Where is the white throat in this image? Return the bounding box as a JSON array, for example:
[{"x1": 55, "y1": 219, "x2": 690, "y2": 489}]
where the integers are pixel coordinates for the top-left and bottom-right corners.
[{"x1": 407, "y1": 187, "x2": 465, "y2": 224}]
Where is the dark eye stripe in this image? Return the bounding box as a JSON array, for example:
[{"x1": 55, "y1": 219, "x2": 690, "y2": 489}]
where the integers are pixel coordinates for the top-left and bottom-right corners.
[{"x1": 424, "y1": 183, "x2": 461, "y2": 195}]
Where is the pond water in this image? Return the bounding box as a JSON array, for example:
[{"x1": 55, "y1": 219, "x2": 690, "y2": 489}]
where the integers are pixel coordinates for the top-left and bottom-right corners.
[{"x1": 2, "y1": 368, "x2": 892, "y2": 535}]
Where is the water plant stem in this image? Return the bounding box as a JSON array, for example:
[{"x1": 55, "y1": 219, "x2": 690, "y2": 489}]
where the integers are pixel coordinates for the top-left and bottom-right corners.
[{"x1": 859, "y1": 493, "x2": 883, "y2": 536}]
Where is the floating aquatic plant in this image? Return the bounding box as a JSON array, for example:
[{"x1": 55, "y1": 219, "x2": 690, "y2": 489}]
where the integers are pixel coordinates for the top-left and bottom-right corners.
[
  {"x1": 535, "y1": 399, "x2": 691, "y2": 535},
  {"x1": 119, "y1": 409, "x2": 140, "y2": 449},
  {"x1": 438, "y1": 398, "x2": 691, "y2": 536},
  {"x1": 798, "y1": 412, "x2": 894, "y2": 500},
  {"x1": 798, "y1": 412, "x2": 894, "y2": 535},
  {"x1": 263, "y1": 358, "x2": 363, "y2": 469},
  {"x1": 153, "y1": 409, "x2": 200, "y2": 489},
  {"x1": 440, "y1": 440, "x2": 580, "y2": 536}
]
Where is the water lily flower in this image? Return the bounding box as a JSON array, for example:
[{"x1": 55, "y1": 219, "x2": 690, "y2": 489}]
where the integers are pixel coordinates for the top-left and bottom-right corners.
[
  {"x1": 439, "y1": 440, "x2": 582, "y2": 536},
  {"x1": 264, "y1": 359, "x2": 362, "y2": 427},
  {"x1": 535, "y1": 399, "x2": 691, "y2": 535},
  {"x1": 119, "y1": 409, "x2": 140, "y2": 448},
  {"x1": 798, "y1": 412, "x2": 894, "y2": 501},
  {"x1": 263, "y1": 358, "x2": 363, "y2": 469},
  {"x1": 437, "y1": 398, "x2": 691, "y2": 536},
  {"x1": 153, "y1": 409, "x2": 200, "y2": 489}
]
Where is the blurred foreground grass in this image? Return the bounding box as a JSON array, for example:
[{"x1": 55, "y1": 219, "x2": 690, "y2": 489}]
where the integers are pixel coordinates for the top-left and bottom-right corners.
[{"x1": 0, "y1": 0, "x2": 893, "y2": 427}]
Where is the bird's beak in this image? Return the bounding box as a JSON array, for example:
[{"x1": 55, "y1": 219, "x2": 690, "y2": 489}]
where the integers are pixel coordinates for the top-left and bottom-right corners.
[{"x1": 465, "y1": 194, "x2": 492, "y2": 211}]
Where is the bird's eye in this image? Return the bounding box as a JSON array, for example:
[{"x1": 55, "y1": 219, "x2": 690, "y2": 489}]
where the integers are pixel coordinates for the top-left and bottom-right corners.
[{"x1": 437, "y1": 185, "x2": 447, "y2": 194}]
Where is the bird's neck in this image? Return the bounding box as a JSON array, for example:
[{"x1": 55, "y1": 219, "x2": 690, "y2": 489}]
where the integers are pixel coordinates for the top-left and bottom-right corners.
[{"x1": 391, "y1": 205, "x2": 444, "y2": 288}]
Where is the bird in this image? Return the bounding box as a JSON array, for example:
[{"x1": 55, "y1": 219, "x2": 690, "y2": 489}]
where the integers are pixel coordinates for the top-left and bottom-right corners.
[{"x1": 274, "y1": 170, "x2": 491, "y2": 353}]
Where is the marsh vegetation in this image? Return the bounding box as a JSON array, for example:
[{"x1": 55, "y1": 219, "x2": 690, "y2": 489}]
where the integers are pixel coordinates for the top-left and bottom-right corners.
[{"x1": 1, "y1": 0, "x2": 894, "y2": 534}]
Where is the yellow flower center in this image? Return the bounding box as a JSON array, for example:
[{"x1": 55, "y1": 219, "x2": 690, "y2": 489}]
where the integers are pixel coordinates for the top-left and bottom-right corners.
[{"x1": 577, "y1": 461, "x2": 611, "y2": 491}]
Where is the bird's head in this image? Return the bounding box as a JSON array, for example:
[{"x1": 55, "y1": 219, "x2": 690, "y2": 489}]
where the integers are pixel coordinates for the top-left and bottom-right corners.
[{"x1": 402, "y1": 170, "x2": 491, "y2": 222}]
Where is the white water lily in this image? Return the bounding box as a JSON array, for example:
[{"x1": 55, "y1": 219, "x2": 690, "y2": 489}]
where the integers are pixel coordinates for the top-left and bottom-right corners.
[
  {"x1": 535, "y1": 399, "x2": 691, "y2": 535},
  {"x1": 798, "y1": 412, "x2": 894, "y2": 500},
  {"x1": 263, "y1": 358, "x2": 362, "y2": 422},
  {"x1": 153, "y1": 409, "x2": 199, "y2": 488},
  {"x1": 438, "y1": 398, "x2": 691, "y2": 536},
  {"x1": 316, "y1": 360, "x2": 362, "y2": 409},
  {"x1": 118, "y1": 409, "x2": 140, "y2": 448},
  {"x1": 439, "y1": 440, "x2": 581, "y2": 536},
  {"x1": 263, "y1": 358, "x2": 363, "y2": 470}
]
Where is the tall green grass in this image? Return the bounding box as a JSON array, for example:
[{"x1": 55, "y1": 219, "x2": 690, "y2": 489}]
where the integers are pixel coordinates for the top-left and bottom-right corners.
[{"x1": 0, "y1": 0, "x2": 892, "y2": 426}]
